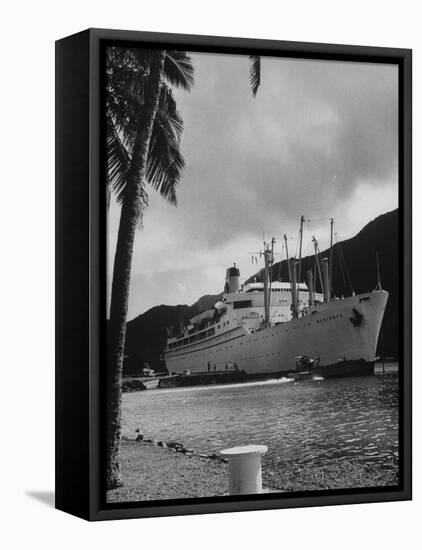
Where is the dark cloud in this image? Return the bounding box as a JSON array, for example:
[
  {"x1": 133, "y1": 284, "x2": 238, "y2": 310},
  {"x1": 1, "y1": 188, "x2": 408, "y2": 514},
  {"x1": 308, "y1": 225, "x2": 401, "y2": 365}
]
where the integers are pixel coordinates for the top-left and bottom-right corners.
[
  {"x1": 171, "y1": 53, "x2": 398, "y2": 248},
  {"x1": 108, "y1": 52, "x2": 398, "y2": 317}
]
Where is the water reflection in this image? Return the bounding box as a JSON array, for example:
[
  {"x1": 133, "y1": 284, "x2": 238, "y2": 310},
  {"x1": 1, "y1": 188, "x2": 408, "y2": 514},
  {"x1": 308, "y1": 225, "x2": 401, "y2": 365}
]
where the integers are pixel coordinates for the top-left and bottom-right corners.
[{"x1": 122, "y1": 375, "x2": 398, "y2": 474}]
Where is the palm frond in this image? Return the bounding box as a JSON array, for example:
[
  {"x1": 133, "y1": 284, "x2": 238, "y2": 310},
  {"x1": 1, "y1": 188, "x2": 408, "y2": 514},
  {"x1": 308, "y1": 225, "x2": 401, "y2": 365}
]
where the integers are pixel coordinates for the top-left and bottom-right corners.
[
  {"x1": 106, "y1": 46, "x2": 189, "y2": 209},
  {"x1": 106, "y1": 114, "x2": 149, "y2": 216},
  {"x1": 106, "y1": 115, "x2": 131, "y2": 204},
  {"x1": 249, "y1": 55, "x2": 261, "y2": 97},
  {"x1": 145, "y1": 84, "x2": 185, "y2": 205},
  {"x1": 164, "y1": 50, "x2": 194, "y2": 91}
]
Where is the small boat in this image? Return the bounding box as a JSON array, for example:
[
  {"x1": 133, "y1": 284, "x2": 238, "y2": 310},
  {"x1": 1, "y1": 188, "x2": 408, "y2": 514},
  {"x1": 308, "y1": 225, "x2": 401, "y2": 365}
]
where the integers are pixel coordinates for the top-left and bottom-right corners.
[{"x1": 140, "y1": 377, "x2": 160, "y2": 390}]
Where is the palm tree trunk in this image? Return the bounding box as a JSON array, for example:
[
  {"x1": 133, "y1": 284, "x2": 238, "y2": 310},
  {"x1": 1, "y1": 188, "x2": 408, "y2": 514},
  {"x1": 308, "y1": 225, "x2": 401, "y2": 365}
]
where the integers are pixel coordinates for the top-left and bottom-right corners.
[{"x1": 106, "y1": 50, "x2": 165, "y2": 490}]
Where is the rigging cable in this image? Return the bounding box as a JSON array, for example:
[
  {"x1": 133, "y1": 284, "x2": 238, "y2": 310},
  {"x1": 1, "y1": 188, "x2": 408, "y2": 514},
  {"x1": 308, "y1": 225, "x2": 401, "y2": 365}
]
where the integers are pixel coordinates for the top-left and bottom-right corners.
[
  {"x1": 334, "y1": 225, "x2": 354, "y2": 295},
  {"x1": 278, "y1": 240, "x2": 285, "y2": 281},
  {"x1": 335, "y1": 233, "x2": 347, "y2": 288}
]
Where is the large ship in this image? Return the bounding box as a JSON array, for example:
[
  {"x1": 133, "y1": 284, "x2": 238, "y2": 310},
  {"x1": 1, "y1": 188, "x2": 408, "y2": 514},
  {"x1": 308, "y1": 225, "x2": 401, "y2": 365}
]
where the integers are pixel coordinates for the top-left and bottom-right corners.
[{"x1": 164, "y1": 220, "x2": 388, "y2": 379}]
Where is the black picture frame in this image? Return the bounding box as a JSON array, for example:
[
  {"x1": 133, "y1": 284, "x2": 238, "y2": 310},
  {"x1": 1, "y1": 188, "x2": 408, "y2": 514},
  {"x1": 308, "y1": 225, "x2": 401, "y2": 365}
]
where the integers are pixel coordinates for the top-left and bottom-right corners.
[{"x1": 55, "y1": 28, "x2": 412, "y2": 521}]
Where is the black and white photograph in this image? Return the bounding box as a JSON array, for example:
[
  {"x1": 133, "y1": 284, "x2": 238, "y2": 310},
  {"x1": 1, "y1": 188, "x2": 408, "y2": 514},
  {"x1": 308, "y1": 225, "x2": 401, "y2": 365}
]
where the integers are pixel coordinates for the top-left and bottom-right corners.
[
  {"x1": 104, "y1": 43, "x2": 403, "y2": 505},
  {"x1": 3, "y1": 0, "x2": 420, "y2": 544}
]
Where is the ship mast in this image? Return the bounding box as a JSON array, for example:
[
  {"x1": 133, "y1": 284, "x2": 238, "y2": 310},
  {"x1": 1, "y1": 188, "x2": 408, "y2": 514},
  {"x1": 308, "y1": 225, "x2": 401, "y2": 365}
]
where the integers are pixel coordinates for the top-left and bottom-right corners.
[
  {"x1": 284, "y1": 233, "x2": 299, "y2": 319},
  {"x1": 284, "y1": 234, "x2": 292, "y2": 283},
  {"x1": 297, "y1": 215, "x2": 305, "y2": 315},
  {"x1": 269, "y1": 237, "x2": 276, "y2": 321},
  {"x1": 290, "y1": 259, "x2": 298, "y2": 318},
  {"x1": 262, "y1": 239, "x2": 275, "y2": 327},
  {"x1": 249, "y1": 238, "x2": 277, "y2": 327},
  {"x1": 329, "y1": 217, "x2": 334, "y2": 301},
  {"x1": 312, "y1": 236, "x2": 325, "y2": 298},
  {"x1": 298, "y1": 215, "x2": 305, "y2": 291}
]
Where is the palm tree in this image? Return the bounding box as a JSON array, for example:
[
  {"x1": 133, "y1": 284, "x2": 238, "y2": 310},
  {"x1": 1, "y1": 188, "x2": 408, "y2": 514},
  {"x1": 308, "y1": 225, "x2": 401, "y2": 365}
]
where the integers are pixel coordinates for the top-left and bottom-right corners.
[
  {"x1": 106, "y1": 47, "x2": 194, "y2": 489},
  {"x1": 105, "y1": 48, "x2": 260, "y2": 490},
  {"x1": 249, "y1": 55, "x2": 261, "y2": 97}
]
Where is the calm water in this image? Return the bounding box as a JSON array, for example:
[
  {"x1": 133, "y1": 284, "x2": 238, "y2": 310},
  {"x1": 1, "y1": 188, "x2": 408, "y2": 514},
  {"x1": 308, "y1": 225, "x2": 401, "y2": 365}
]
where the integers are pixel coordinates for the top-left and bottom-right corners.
[{"x1": 122, "y1": 372, "x2": 399, "y2": 472}]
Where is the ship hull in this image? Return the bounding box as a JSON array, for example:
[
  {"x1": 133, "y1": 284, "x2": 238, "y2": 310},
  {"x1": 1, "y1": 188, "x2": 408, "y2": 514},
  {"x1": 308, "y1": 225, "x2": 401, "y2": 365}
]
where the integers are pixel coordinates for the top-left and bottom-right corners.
[{"x1": 164, "y1": 290, "x2": 388, "y2": 377}]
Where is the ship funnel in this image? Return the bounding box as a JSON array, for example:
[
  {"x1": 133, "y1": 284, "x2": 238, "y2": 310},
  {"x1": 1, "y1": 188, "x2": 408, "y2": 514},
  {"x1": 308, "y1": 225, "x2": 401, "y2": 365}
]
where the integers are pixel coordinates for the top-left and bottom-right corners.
[
  {"x1": 307, "y1": 269, "x2": 315, "y2": 308},
  {"x1": 322, "y1": 258, "x2": 330, "y2": 303},
  {"x1": 225, "y1": 263, "x2": 240, "y2": 294}
]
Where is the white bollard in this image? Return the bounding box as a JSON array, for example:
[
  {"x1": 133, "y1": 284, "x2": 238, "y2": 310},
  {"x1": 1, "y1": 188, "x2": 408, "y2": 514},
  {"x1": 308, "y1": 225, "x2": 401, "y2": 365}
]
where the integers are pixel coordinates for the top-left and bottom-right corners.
[{"x1": 220, "y1": 445, "x2": 268, "y2": 495}]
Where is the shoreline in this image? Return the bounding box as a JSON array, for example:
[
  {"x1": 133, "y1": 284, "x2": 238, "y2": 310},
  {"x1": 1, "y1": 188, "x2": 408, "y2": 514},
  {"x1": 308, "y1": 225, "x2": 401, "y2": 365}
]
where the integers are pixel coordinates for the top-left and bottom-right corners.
[{"x1": 106, "y1": 438, "x2": 399, "y2": 503}]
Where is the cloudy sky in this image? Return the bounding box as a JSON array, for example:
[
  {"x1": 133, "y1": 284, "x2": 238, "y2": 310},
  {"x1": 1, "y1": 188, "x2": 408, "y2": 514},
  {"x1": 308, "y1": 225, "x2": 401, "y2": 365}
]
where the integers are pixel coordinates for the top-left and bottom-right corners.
[{"x1": 107, "y1": 51, "x2": 398, "y2": 320}]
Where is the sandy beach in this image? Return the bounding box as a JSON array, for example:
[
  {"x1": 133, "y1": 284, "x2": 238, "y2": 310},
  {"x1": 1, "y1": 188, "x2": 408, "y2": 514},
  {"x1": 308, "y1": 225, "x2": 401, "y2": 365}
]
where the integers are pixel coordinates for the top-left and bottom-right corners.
[
  {"x1": 107, "y1": 440, "x2": 228, "y2": 503},
  {"x1": 106, "y1": 439, "x2": 399, "y2": 503}
]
